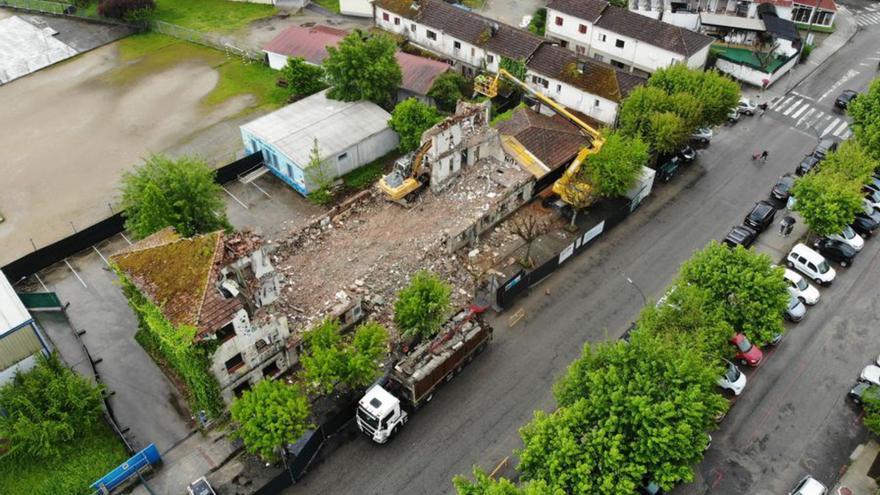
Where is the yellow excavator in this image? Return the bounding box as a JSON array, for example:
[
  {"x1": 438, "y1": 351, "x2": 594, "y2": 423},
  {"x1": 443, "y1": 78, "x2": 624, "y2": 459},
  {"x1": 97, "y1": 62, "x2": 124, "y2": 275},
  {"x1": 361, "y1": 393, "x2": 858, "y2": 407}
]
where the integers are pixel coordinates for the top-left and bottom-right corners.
[
  {"x1": 378, "y1": 140, "x2": 433, "y2": 204},
  {"x1": 474, "y1": 69, "x2": 605, "y2": 206}
]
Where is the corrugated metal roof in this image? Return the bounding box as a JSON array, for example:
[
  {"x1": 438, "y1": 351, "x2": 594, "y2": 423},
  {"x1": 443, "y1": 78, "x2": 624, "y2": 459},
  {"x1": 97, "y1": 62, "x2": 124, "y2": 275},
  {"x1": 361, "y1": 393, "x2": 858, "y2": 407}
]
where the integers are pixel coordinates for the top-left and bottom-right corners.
[
  {"x1": 0, "y1": 271, "x2": 32, "y2": 336},
  {"x1": 700, "y1": 13, "x2": 766, "y2": 31},
  {"x1": 241, "y1": 90, "x2": 393, "y2": 166}
]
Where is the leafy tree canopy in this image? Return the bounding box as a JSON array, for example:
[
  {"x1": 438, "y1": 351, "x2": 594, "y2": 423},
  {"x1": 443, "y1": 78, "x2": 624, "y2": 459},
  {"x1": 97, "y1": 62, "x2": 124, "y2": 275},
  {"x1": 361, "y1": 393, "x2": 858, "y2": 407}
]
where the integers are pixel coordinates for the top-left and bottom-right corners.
[
  {"x1": 325, "y1": 30, "x2": 402, "y2": 107},
  {"x1": 230, "y1": 379, "x2": 311, "y2": 462},
  {"x1": 677, "y1": 242, "x2": 789, "y2": 346},
  {"x1": 454, "y1": 467, "x2": 562, "y2": 495},
  {"x1": 389, "y1": 98, "x2": 443, "y2": 152},
  {"x1": 121, "y1": 154, "x2": 231, "y2": 239},
  {"x1": 863, "y1": 385, "x2": 880, "y2": 437},
  {"x1": 428, "y1": 71, "x2": 471, "y2": 113},
  {"x1": 280, "y1": 56, "x2": 326, "y2": 100},
  {"x1": 820, "y1": 140, "x2": 879, "y2": 186},
  {"x1": 617, "y1": 86, "x2": 670, "y2": 139},
  {"x1": 0, "y1": 353, "x2": 104, "y2": 459},
  {"x1": 792, "y1": 171, "x2": 865, "y2": 236},
  {"x1": 394, "y1": 270, "x2": 452, "y2": 340},
  {"x1": 648, "y1": 111, "x2": 688, "y2": 155},
  {"x1": 584, "y1": 130, "x2": 649, "y2": 197},
  {"x1": 647, "y1": 65, "x2": 740, "y2": 127},
  {"x1": 848, "y1": 77, "x2": 880, "y2": 161},
  {"x1": 301, "y1": 318, "x2": 389, "y2": 394}
]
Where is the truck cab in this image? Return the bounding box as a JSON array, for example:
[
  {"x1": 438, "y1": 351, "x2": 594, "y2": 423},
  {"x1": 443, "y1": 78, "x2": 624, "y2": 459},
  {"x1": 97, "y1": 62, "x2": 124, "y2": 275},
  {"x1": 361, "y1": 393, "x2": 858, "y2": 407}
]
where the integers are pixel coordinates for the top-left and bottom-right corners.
[{"x1": 356, "y1": 383, "x2": 408, "y2": 444}]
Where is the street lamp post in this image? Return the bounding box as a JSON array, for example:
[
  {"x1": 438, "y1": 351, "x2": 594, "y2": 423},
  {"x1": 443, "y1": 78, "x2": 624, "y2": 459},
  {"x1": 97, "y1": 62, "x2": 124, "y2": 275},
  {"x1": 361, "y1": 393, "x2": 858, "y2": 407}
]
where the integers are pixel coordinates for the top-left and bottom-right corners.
[{"x1": 624, "y1": 274, "x2": 648, "y2": 307}]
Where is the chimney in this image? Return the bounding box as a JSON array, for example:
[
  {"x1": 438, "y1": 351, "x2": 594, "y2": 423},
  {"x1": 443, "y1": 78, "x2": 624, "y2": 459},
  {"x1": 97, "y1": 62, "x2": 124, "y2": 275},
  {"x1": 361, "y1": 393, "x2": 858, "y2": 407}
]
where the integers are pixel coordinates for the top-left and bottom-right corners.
[{"x1": 490, "y1": 22, "x2": 500, "y2": 36}]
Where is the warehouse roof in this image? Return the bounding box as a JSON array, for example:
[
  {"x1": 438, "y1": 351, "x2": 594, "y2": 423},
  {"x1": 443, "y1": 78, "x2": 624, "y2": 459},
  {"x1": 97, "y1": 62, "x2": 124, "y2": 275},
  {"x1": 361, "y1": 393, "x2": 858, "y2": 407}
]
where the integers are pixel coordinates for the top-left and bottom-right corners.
[
  {"x1": 0, "y1": 271, "x2": 31, "y2": 336},
  {"x1": 240, "y1": 90, "x2": 393, "y2": 166}
]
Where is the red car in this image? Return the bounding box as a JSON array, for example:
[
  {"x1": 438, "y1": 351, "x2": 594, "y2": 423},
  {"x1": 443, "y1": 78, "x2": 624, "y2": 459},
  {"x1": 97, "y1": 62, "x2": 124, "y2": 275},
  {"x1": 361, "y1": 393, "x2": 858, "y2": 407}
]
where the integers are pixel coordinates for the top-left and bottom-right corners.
[{"x1": 729, "y1": 333, "x2": 763, "y2": 367}]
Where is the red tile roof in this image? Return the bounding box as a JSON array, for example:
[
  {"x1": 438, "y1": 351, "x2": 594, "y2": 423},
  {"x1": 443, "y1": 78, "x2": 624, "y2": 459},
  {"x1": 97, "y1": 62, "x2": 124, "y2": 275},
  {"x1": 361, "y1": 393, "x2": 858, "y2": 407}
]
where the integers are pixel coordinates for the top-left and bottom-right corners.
[
  {"x1": 792, "y1": 0, "x2": 837, "y2": 12},
  {"x1": 494, "y1": 107, "x2": 589, "y2": 171},
  {"x1": 263, "y1": 25, "x2": 347, "y2": 65},
  {"x1": 395, "y1": 51, "x2": 450, "y2": 96}
]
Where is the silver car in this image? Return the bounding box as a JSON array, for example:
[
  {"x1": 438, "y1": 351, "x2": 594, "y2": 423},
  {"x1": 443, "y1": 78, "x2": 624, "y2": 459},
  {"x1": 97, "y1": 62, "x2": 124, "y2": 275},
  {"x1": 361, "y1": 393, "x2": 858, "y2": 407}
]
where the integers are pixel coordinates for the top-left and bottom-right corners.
[
  {"x1": 691, "y1": 127, "x2": 713, "y2": 144},
  {"x1": 784, "y1": 293, "x2": 806, "y2": 322}
]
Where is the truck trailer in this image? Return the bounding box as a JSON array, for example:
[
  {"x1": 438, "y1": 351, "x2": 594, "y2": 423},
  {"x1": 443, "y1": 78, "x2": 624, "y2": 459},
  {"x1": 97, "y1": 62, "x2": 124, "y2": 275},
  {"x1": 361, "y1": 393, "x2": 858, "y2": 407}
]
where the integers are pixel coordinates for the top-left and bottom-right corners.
[{"x1": 356, "y1": 308, "x2": 493, "y2": 443}]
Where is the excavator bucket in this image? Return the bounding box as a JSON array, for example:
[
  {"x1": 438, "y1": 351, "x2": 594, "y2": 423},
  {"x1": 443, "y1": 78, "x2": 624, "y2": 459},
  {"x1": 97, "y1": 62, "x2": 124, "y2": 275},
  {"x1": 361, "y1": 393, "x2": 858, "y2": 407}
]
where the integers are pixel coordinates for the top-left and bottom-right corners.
[{"x1": 473, "y1": 74, "x2": 499, "y2": 98}]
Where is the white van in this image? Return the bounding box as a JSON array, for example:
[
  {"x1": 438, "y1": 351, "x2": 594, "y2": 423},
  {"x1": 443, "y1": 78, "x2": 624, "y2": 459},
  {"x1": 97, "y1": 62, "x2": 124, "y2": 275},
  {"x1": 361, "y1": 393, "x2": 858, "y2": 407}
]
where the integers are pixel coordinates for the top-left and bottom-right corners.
[{"x1": 787, "y1": 243, "x2": 836, "y2": 286}]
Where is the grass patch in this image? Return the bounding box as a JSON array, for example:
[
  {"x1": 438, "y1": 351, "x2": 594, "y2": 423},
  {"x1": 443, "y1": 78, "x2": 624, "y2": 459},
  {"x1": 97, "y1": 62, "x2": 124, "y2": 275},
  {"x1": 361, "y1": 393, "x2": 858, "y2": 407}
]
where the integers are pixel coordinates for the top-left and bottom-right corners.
[
  {"x1": 795, "y1": 22, "x2": 835, "y2": 33},
  {"x1": 461, "y1": 0, "x2": 485, "y2": 9},
  {"x1": 152, "y1": 0, "x2": 277, "y2": 32},
  {"x1": 111, "y1": 33, "x2": 286, "y2": 111},
  {"x1": 342, "y1": 150, "x2": 402, "y2": 189},
  {"x1": 0, "y1": 422, "x2": 129, "y2": 495},
  {"x1": 312, "y1": 0, "x2": 340, "y2": 13}
]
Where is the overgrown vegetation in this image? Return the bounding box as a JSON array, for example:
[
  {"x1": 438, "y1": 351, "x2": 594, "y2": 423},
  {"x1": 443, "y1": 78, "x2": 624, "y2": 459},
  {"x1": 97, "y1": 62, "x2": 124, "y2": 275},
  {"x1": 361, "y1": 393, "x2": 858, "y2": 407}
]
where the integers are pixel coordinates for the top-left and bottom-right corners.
[
  {"x1": 150, "y1": 0, "x2": 276, "y2": 32},
  {"x1": 527, "y1": 8, "x2": 546, "y2": 36},
  {"x1": 428, "y1": 72, "x2": 472, "y2": 113},
  {"x1": 863, "y1": 385, "x2": 880, "y2": 437},
  {"x1": 583, "y1": 130, "x2": 649, "y2": 198},
  {"x1": 98, "y1": 0, "x2": 154, "y2": 20},
  {"x1": 325, "y1": 30, "x2": 402, "y2": 107},
  {"x1": 394, "y1": 271, "x2": 452, "y2": 341},
  {"x1": 389, "y1": 98, "x2": 443, "y2": 152},
  {"x1": 279, "y1": 57, "x2": 326, "y2": 102},
  {"x1": 305, "y1": 138, "x2": 335, "y2": 205},
  {"x1": 230, "y1": 380, "x2": 312, "y2": 462},
  {"x1": 342, "y1": 150, "x2": 400, "y2": 190},
  {"x1": 300, "y1": 319, "x2": 389, "y2": 394}
]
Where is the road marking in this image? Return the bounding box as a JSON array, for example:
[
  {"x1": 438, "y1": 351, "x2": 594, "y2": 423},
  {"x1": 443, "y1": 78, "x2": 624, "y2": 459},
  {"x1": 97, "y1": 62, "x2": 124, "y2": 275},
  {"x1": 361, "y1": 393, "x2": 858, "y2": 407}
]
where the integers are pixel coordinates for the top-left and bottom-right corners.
[
  {"x1": 249, "y1": 181, "x2": 272, "y2": 198},
  {"x1": 120, "y1": 233, "x2": 133, "y2": 245},
  {"x1": 791, "y1": 103, "x2": 811, "y2": 119},
  {"x1": 860, "y1": 63, "x2": 871, "y2": 66},
  {"x1": 791, "y1": 91, "x2": 814, "y2": 101},
  {"x1": 771, "y1": 95, "x2": 794, "y2": 110},
  {"x1": 222, "y1": 186, "x2": 249, "y2": 209},
  {"x1": 833, "y1": 121, "x2": 850, "y2": 137},
  {"x1": 821, "y1": 117, "x2": 841, "y2": 136},
  {"x1": 92, "y1": 246, "x2": 110, "y2": 267},
  {"x1": 34, "y1": 273, "x2": 50, "y2": 292},
  {"x1": 783, "y1": 99, "x2": 805, "y2": 116},
  {"x1": 818, "y1": 69, "x2": 860, "y2": 102},
  {"x1": 64, "y1": 259, "x2": 88, "y2": 288},
  {"x1": 796, "y1": 107, "x2": 816, "y2": 127}
]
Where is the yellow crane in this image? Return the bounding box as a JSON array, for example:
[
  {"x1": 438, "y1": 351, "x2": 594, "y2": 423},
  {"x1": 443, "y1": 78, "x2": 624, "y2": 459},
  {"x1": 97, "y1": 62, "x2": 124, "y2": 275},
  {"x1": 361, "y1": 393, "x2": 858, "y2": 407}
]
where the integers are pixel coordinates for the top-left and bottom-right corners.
[{"x1": 474, "y1": 69, "x2": 605, "y2": 206}]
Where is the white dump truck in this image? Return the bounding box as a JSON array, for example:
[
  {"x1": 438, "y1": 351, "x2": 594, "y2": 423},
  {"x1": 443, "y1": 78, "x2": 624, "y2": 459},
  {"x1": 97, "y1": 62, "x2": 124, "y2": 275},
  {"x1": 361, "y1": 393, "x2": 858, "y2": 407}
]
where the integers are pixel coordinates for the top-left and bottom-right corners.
[{"x1": 356, "y1": 308, "x2": 493, "y2": 443}]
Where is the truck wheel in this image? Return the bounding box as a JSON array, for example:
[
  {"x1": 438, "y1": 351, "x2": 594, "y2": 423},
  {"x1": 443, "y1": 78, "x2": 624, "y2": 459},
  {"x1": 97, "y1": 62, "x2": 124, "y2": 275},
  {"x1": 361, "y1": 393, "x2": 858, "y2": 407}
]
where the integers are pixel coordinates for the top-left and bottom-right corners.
[
  {"x1": 425, "y1": 393, "x2": 433, "y2": 403},
  {"x1": 476, "y1": 343, "x2": 487, "y2": 354},
  {"x1": 445, "y1": 372, "x2": 454, "y2": 382}
]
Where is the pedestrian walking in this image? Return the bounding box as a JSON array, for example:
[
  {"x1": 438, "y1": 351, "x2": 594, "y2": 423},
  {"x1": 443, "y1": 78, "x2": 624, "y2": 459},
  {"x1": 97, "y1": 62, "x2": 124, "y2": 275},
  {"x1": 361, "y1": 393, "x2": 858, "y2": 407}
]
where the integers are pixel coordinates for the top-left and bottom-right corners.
[{"x1": 761, "y1": 150, "x2": 769, "y2": 162}]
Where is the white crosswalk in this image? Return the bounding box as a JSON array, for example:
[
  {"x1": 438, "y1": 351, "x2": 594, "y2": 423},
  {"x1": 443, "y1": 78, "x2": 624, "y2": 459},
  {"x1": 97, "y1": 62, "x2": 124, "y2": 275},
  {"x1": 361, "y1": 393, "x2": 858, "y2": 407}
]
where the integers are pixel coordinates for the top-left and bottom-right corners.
[
  {"x1": 856, "y1": 7, "x2": 880, "y2": 26},
  {"x1": 769, "y1": 94, "x2": 853, "y2": 140}
]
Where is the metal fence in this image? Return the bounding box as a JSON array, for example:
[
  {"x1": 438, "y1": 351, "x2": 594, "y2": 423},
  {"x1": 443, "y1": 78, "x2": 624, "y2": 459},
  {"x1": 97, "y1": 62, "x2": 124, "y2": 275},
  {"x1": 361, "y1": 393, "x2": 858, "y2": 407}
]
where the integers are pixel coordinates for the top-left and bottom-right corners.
[{"x1": 151, "y1": 20, "x2": 264, "y2": 62}]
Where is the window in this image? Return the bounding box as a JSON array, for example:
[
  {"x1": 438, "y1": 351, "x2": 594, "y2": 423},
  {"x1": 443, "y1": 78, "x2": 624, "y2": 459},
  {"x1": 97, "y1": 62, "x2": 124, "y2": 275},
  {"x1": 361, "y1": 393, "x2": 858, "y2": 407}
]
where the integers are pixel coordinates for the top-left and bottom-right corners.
[
  {"x1": 578, "y1": 24, "x2": 587, "y2": 34},
  {"x1": 382, "y1": 12, "x2": 389, "y2": 21},
  {"x1": 337, "y1": 152, "x2": 348, "y2": 161},
  {"x1": 594, "y1": 99, "x2": 600, "y2": 107},
  {"x1": 394, "y1": 17, "x2": 400, "y2": 25},
  {"x1": 216, "y1": 323, "x2": 236, "y2": 344},
  {"x1": 559, "y1": 40, "x2": 568, "y2": 48},
  {"x1": 454, "y1": 40, "x2": 461, "y2": 50},
  {"x1": 556, "y1": 84, "x2": 561, "y2": 93},
  {"x1": 410, "y1": 23, "x2": 416, "y2": 32},
  {"x1": 555, "y1": 16, "x2": 563, "y2": 26},
  {"x1": 611, "y1": 60, "x2": 625, "y2": 69},
  {"x1": 225, "y1": 353, "x2": 245, "y2": 374},
  {"x1": 615, "y1": 39, "x2": 625, "y2": 48},
  {"x1": 599, "y1": 33, "x2": 606, "y2": 42},
  {"x1": 531, "y1": 75, "x2": 549, "y2": 89},
  {"x1": 471, "y1": 47, "x2": 475, "y2": 57},
  {"x1": 487, "y1": 54, "x2": 494, "y2": 63},
  {"x1": 262, "y1": 361, "x2": 280, "y2": 378},
  {"x1": 427, "y1": 30, "x2": 437, "y2": 40},
  {"x1": 593, "y1": 53, "x2": 604, "y2": 62}
]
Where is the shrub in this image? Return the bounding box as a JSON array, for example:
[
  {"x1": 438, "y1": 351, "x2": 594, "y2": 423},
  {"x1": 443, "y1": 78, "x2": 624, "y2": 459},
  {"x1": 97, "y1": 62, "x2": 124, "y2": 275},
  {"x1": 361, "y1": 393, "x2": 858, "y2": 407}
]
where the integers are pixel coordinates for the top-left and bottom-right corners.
[
  {"x1": 393, "y1": 271, "x2": 451, "y2": 340},
  {"x1": 98, "y1": 0, "x2": 155, "y2": 20}
]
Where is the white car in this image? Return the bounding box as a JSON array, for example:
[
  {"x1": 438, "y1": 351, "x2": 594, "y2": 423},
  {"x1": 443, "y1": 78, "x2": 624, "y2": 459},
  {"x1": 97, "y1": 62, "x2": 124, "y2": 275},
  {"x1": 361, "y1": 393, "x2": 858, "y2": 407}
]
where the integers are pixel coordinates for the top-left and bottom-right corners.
[
  {"x1": 783, "y1": 268, "x2": 820, "y2": 305},
  {"x1": 727, "y1": 108, "x2": 740, "y2": 123},
  {"x1": 717, "y1": 359, "x2": 747, "y2": 395},
  {"x1": 738, "y1": 97, "x2": 758, "y2": 115},
  {"x1": 789, "y1": 475, "x2": 827, "y2": 495},
  {"x1": 691, "y1": 127, "x2": 713, "y2": 143},
  {"x1": 787, "y1": 243, "x2": 836, "y2": 286},
  {"x1": 829, "y1": 225, "x2": 864, "y2": 252},
  {"x1": 861, "y1": 364, "x2": 880, "y2": 386}
]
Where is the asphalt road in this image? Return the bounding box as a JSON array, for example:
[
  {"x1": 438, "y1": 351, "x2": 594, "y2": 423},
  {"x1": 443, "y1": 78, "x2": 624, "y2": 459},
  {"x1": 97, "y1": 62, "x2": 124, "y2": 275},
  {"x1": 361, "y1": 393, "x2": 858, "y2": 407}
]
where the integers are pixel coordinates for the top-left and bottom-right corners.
[{"x1": 287, "y1": 26, "x2": 880, "y2": 495}]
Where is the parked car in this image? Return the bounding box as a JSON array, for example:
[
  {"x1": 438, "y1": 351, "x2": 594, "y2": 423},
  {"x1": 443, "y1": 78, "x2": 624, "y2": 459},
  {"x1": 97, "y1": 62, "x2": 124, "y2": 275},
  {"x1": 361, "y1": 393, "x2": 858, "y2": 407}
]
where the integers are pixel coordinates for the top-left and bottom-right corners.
[
  {"x1": 860, "y1": 364, "x2": 880, "y2": 387},
  {"x1": 783, "y1": 292, "x2": 806, "y2": 322},
  {"x1": 656, "y1": 155, "x2": 681, "y2": 183},
  {"x1": 812, "y1": 238, "x2": 857, "y2": 267},
  {"x1": 835, "y1": 89, "x2": 858, "y2": 109},
  {"x1": 717, "y1": 359, "x2": 747, "y2": 395},
  {"x1": 730, "y1": 333, "x2": 763, "y2": 367},
  {"x1": 723, "y1": 225, "x2": 758, "y2": 248},
  {"x1": 771, "y1": 174, "x2": 796, "y2": 201},
  {"x1": 865, "y1": 189, "x2": 880, "y2": 212},
  {"x1": 788, "y1": 475, "x2": 827, "y2": 495},
  {"x1": 691, "y1": 127, "x2": 713, "y2": 144},
  {"x1": 744, "y1": 200, "x2": 777, "y2": 232},
  {"x1": 849, "y1": 380, "x2": 872, "y2": 405},
  {"x1": 738, "y1": 97, "x2": 758, "y2": 115},
  {"x1": 727, "y1": 108, "x2": 740, "y2": 123},
  {"x1": 796, "y1": 154, "x2": 821, "y2": 176},
  {"x1": 853, "y1": 203, "x2": 880, "y2": 237},
  {"x1": 188, "y1": 477, "x2": 217, "y2": 495},
  {"x1": 783, "y1": 268, "x2": 820, "y2": 305},
  {"x1": 679, "y1": 145, "x2": 697, "y2": 163},
  {"x1": 787, "y1": 243, "x2": 836, "y2": 286},
  {"x1": 812, "y1": 138, "x2": 838, "y2": 160},
  {"x1": 829, "y1": 225, "x2": 864, "y2": 252}
]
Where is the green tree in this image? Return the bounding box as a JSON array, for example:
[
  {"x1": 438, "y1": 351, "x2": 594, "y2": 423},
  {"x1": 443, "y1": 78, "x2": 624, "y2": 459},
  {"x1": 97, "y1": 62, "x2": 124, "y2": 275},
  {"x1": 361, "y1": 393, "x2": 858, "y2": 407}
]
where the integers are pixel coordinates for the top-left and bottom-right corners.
[
  {"x1": 792, "y1": 172, "x2": 864, "y2": 236},
  {"x1": 848, "y1": 77, "x2": 880, "y2": 161},
  {"x1": 666, "y1": 92, "x2": 704, "y2": 132},
  {"x1": 454, "y1": 467, "x2": 561, "y2": 495},
  {"x1": 527, "y1": 8, "x2": 547, "y2": 36},
  {"x1": 230, "y1": 379, "x2": 311, "y2": 462},
  {"x1": 324, "y1": 30, "x2": 402, "y2": 107},
  {"x1": 428, "y1": 71, "x2": 471, "y2": 113},
  {"x1": 820, "y1": 140, "x2": 878, "y2": 186},
  {"x1": 648, "y1": 111, "x2": 689, "y2": 154},
  {"x1": 280, "y1": 56, "x2": 326, "y2": 100},
  {"x1": 389, "y1": 98, "x2": 443, "y2": 152},
  {"x1": 648, "y1": 65, "x2": 740, "y2": 127},
  {"x1": 862, "y1": 385, "x2": 880, "y2": 437},
  {"x1": 0, "y1": 353, "x2": 104, "y2": 459},
  {"x1": 394, "y1": 270, "x2": 452, "y2": 340},
  {"x1": 121, "y1": 154, "x2": 231, "y2": 239},
  {"x1": 499, "y1": 57, "x2": 527, "y2": 81},
  {"x1": 584, "y1": 131, "x2": 649, "y2": 197},
  {"x1": 617, "y1": 86, "x2": 670, "y2": 138},
  {"x1": 678, "y1": 242, "x2": 789, "y2": 347},
  {"x1": 521, "y1": 333, "x2": 726, "y2": 494},
  {"x1": 304, "y1": 138, "x2": 334, "y2": 205},
  {"x1": 301, "y1": 318, "x2": 389, "y2": 394}
]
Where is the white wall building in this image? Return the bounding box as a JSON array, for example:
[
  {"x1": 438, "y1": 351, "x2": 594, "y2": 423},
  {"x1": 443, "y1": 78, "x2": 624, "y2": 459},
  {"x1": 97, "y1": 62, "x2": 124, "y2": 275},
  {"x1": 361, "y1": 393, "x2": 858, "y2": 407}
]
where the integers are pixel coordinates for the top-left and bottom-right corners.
[{"x1": 545, "y1": 0, "x2": 714, "y2": 75}]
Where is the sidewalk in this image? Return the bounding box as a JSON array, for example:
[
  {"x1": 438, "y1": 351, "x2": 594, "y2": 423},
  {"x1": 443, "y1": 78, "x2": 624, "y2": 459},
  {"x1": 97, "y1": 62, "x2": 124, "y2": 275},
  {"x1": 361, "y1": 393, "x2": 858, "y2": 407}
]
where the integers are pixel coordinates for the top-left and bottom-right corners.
[
  {"x1": 132, "y1": 430, "x2": 240, "y2": 494},
  {"x1": 741, "y1": 6, "x2": 859, "y2": 103},
  {"x1": 833, "y1": 440, "x2": 880, "y2": 495}
]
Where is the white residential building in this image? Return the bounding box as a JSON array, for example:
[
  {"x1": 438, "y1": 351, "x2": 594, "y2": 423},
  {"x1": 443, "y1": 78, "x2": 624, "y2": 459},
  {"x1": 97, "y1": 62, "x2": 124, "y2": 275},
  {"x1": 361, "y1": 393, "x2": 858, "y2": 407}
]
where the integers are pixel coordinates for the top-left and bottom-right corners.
[
  {"x1": 545, "y1": 0, "x2": 714, "y2": 75},
  {"x1": 630, "y1": 0, "x2": 834, "y2": 29}
]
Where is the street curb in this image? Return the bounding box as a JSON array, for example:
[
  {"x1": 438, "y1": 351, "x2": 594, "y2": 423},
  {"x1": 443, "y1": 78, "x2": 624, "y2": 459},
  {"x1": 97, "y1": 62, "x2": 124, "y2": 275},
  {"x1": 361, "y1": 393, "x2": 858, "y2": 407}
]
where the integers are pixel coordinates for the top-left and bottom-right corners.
[{"x1": 787, "y1": 13, "x2": 861, "y2": 96}]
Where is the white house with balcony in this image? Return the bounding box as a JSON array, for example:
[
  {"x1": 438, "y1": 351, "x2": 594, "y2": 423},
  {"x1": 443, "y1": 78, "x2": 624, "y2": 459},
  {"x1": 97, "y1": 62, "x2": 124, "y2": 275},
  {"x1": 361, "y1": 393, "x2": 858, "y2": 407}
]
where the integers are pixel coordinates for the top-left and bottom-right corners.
[{"x1": 629, "y1": 0, "x2": 834, "y2": 29}]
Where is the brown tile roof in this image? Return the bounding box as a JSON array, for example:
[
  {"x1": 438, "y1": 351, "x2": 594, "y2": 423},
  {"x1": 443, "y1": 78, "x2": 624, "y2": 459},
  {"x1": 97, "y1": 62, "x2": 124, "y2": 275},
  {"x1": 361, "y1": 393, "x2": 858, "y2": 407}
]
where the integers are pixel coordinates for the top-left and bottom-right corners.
[
  {"x1": 526, "y1": 44, "x2": 625, "y2": 102},
  {"x1": 546, "y1": 0, "x2": 608, "y2": 23},
  {"x1": 110, "y1": 230, "x2": 246, "y2": 340},
  {"x1": 495, "y1": 107, "x2": 588, "y2": 171},
  {"x1": 615, "y1": 69, "x2": 647, "y2": 97},
  {"x1": 395, "y1": 51, "x2": 450, "y2": 95},
  {"x1": 263, "y1": 25, "x2": 347, "y2": 65},
  {"x1": 484, "y1": 24, "x2": 545, "y2": 60},
  {"x1": 594, "y1": 7, "x2": 714, "y2": 56}
]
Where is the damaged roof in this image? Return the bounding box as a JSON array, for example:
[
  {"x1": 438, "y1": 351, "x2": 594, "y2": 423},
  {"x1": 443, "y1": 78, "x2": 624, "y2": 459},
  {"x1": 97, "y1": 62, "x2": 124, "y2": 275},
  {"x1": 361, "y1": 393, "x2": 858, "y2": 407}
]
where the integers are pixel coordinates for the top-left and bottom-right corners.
[
  {"x1": 494, "y1": 107, "x2": 588, "y2": 171},
  {"x1": 527, "y1": 44, "x2": 636, "y2": 102},
  {"x1": 110, "y1": 229, "x2": 248, "y2": 340}
]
